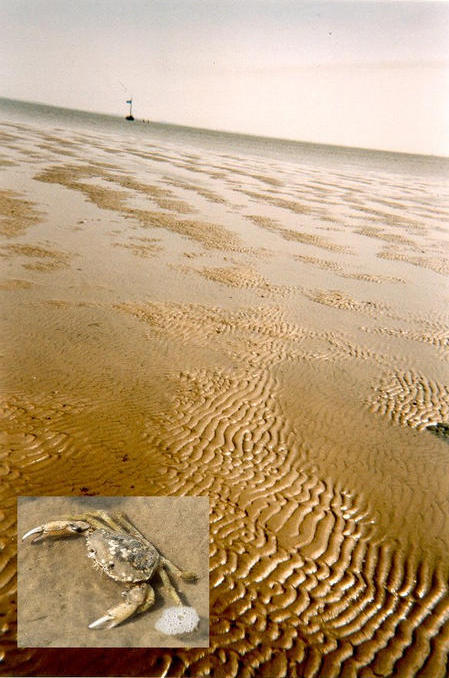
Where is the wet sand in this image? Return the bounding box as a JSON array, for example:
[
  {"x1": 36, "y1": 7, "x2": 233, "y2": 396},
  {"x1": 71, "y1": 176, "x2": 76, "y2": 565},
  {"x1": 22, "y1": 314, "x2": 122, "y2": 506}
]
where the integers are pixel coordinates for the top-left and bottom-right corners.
[{"x1": 1, "y1": 118, "x2": 449, "y2": 677}]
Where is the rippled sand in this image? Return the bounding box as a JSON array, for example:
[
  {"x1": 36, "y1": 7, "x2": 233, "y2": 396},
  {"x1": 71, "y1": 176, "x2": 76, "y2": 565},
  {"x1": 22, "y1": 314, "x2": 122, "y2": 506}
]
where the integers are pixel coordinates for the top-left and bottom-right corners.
[{"x1": 1, "y1": 119, "x2": 449, "y2": 677}]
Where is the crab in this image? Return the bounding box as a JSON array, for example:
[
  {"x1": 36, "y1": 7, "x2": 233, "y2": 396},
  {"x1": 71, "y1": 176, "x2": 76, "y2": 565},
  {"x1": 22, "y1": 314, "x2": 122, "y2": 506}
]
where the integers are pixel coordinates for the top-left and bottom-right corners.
[{"x1": 22, "y1": 510, "x2": 197, "y2": 630}]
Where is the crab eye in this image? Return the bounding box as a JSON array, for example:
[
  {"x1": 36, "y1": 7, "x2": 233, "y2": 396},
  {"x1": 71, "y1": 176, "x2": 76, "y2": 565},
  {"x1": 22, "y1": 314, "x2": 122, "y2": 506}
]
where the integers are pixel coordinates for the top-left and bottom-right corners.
[{"x1": 72, "y1": 525, "x2": 85, "y2": 533}]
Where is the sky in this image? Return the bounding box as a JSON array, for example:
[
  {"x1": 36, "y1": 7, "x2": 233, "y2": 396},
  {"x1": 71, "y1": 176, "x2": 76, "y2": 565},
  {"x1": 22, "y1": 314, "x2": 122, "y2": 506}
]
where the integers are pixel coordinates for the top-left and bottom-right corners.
[{"x1": 1, "y1": 0, "x2": 449, "y2": 155}]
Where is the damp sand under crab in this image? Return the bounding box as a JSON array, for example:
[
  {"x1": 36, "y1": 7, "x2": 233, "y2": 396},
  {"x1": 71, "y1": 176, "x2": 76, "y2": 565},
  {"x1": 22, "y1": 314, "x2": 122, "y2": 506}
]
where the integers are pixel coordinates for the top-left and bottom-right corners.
[{"x1": 2, "y1": 99, "x2": 449, "y2": 677}]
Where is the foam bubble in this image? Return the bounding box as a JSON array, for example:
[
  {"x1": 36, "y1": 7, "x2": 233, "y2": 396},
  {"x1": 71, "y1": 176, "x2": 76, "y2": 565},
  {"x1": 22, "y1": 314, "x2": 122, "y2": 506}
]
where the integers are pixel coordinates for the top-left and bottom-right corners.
[{"x1": 154, "y1": 605, "x2": 200, "y2": 635}]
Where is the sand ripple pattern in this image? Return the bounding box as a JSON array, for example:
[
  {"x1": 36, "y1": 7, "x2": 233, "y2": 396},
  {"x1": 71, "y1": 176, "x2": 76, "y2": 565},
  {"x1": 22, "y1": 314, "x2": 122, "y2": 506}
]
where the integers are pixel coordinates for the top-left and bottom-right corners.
[
  {"x1": 369, "y1": 369, "x2": 449, "y2": 430},
  {"x1": 0, "y1": 190, "x2": 43, "y2": 238},
  {"x1": 105, "y1": 302, "x2": 449, "y2": 678},
  {"x1": 35, "y1": 164, "x2": 244, "y2": 252},
  {"x1": 0, "y1": 243, "x2": 71, "y2": 271},
  {"x1": 362, "y1": 325, "x2": 449, "y2": 357},
  {"x1": 192, "y1": 265, "x2": 294, "y2": 298},
  {"x1": 295, "y1": 254, "x2": 406, "y2": 284},
  {"x1": 378, "y1": 247, "x2": 449, "y2": 277},
  {"x1": 247, "y1": 214, "x2": 349, "y2": 254},
  {"x1": 115, "y1": 301, "x2": 387, "y2": 370},
  {"x1": 304, "y1": 288, "x2": 392, "y2": 319}
]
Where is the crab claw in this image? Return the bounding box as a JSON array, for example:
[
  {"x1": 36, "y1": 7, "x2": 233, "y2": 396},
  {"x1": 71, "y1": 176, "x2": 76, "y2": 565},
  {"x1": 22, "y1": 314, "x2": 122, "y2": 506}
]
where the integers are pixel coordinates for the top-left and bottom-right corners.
[
  {"x1": 88, "y1": 583, "x2": 149, "y2": 630},
  {"x1": 22, "y1": 520, "x2": 91, "y2": 543},
  {"x1": 88, "y1": 614, "x2": 115, "y2": 630}
]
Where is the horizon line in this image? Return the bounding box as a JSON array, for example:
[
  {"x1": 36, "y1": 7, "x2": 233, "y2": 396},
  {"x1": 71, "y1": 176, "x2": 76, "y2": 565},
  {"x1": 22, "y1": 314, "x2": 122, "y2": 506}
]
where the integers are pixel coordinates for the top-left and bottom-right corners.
[{"x1": 1, "y1": 94, "x2": 448, "y2": 161}]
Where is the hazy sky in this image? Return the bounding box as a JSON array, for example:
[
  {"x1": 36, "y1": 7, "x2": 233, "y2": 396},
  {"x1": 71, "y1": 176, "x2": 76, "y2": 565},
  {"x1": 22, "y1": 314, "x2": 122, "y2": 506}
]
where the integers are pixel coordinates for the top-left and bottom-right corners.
[{"x1": 2, "y1": 1, "x2": 449, "y2": 154}]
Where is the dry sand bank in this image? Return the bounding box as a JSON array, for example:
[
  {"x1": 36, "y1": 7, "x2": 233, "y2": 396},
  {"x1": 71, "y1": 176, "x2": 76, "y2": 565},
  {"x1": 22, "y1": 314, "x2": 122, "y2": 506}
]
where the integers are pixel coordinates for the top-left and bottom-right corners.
[{"x1": 1, "y1": 118, "x2": 449, "y2": 677}]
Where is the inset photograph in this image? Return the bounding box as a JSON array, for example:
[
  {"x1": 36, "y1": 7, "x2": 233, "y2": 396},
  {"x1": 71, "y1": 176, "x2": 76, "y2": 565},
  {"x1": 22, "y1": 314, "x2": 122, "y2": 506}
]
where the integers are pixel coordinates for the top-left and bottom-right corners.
[{"x1": 18, "y1": 496, "x2": 209, "y2": 648}]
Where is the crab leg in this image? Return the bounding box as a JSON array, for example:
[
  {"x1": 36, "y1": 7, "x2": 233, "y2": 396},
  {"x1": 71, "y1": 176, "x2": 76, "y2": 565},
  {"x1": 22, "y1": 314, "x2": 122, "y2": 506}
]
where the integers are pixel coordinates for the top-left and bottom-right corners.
[
  {"x1": 54, "y1": 511, "x2": 131, "y2": 534},
  {"x1": 114, "y1": 512, "x2": 151, "y2": 542},
  {"x1": 159, "y1": 566, "x2": 183, "y2": 605},
  {"x1": 62, "y1": 510, "x2": 129, "y2": 533},
  {"x1": 136, "y1": 583, "x2": 156, "y2": 615},
  {"x1": 84, "y1": 510, "x2": 123, "y2": 531},
  {"x1": 88, "y1": 582, "x2": 154, "y2": 630},
  {"x1": 57, "y1": 512, "x2": 115, "y2": 531},
  {"x1": 22, "y1": 520, "x2": 91, "y2": 543},
  {"x1": 161, "y1": 556, "x2": 197, "y2": 582}
]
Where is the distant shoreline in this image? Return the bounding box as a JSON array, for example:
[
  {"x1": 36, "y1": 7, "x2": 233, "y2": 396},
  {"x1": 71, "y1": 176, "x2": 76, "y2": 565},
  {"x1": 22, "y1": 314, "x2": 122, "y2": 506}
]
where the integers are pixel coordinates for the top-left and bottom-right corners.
[{"x1": 1, "y1": 95, "x2": 448, "y2": 162}]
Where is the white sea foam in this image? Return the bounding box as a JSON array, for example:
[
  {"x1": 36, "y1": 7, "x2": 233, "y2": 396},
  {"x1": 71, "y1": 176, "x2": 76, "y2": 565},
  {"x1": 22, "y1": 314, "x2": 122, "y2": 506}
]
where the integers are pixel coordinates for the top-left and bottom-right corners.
[{"x1": 155, "y1": 606, "x2": 200, "y2": 635}]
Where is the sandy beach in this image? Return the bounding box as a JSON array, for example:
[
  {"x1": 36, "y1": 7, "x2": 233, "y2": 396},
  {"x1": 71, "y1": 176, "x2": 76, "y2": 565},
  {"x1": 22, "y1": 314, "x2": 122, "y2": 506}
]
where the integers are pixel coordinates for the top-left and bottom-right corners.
[{"x1": 1, "y1": 107, "x2": 449, "y2": 677}]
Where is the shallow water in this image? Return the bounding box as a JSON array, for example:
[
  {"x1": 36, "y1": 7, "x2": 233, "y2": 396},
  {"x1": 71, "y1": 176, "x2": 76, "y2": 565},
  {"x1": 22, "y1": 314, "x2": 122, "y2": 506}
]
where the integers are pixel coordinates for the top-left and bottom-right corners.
[{"x1": 1, "y1": 99, "x2": 449, "y2": 677}]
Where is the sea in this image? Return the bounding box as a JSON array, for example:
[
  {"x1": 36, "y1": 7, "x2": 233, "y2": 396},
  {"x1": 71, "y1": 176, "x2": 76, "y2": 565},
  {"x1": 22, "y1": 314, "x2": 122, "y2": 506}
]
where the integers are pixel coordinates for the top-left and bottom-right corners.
[{"x1": 1, "y1": 96, "x2": 448, "y2": 180}]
